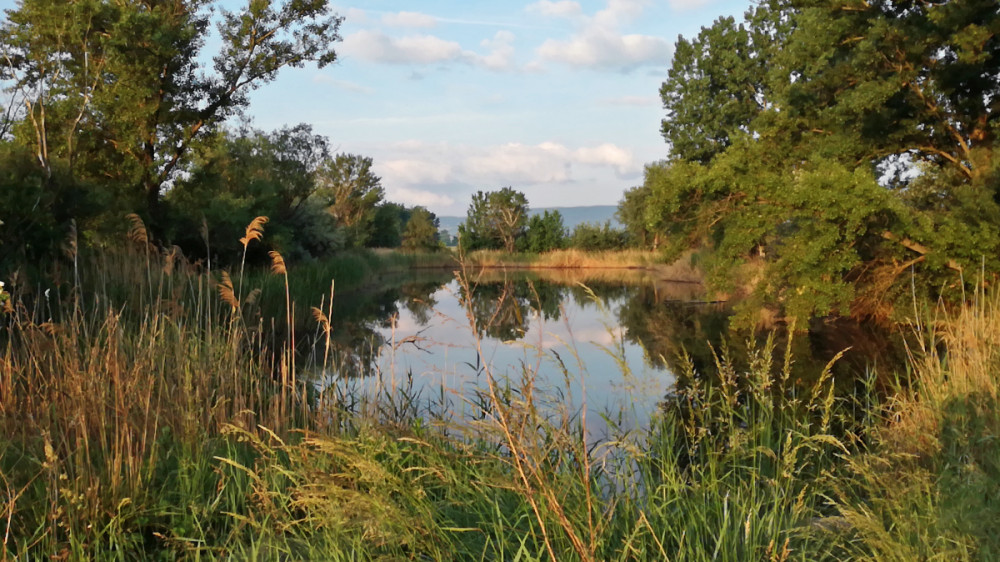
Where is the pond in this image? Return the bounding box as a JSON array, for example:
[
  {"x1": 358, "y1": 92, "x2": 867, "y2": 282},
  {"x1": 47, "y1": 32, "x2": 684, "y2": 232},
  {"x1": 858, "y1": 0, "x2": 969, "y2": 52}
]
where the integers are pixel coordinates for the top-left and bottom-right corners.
[{"x1": 307, "y1": 268, "x2": 907, "y2": 439}]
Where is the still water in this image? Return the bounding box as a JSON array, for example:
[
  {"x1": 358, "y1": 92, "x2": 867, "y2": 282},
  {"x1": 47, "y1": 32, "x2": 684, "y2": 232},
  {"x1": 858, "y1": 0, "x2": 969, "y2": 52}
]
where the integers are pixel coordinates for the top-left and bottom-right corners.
[{"x1": 309, "y1": 268, "x2": 905, "y2": 436}]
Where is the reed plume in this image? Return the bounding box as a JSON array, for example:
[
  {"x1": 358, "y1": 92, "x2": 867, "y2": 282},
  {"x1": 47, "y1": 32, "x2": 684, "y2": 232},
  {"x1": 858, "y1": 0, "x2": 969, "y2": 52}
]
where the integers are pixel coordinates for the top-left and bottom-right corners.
[
  {"x1": 237, "y1": 216, "x2": 268, "y2": 306},
  {"x1": 126, "y1": 213, "x2": 148, "y2": 247},
  {"x1": 218, "y1": 271, "x2": 238, "y2": 310},
  {"x1": 244, "y1": 288, "x2": 261, "y2": 307},
  {"x1": 311, "y1": 307, "x2": 330, "y2": 331},
  {"x1": 269, "y1": 249, "x2": 294, "y2": 400},
  {"x1": 268, "y1": 251, "x2": 287, "y2": 275},
  {"x1": 240, "y1": 216, "x2": 269, "y2": 248}
]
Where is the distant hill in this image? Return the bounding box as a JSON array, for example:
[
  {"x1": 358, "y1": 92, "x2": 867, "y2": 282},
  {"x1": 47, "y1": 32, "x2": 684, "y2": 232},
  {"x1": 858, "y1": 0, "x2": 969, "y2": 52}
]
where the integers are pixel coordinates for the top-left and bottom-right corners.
[{"x1": 437, "y1": 205, "x2": 620, "y2": 236}]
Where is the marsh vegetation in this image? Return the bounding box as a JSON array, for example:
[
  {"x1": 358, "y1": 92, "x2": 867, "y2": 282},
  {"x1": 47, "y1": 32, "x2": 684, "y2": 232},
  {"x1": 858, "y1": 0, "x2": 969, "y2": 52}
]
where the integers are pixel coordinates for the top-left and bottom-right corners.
[
  {"x1": 1, "y1": 233, "x2": 998, "y2": 559},
  {"x1": 2, "y1": 0, "x2": 999, "y2": 559}
]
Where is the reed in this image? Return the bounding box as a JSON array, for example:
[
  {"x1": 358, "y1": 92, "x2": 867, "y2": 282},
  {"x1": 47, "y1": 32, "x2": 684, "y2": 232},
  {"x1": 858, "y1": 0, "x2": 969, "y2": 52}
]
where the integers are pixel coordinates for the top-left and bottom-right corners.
[
  {"x1": 824, "y1": 284, "x2": 1000, "y2": 560},
  {"x1": 1, "y1": 223, "x2": 998, "y2": 560}
]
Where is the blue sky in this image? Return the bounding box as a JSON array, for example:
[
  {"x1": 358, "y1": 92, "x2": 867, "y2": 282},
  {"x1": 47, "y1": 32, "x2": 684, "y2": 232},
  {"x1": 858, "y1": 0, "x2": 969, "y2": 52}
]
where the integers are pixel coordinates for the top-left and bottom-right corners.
[
  {"x1": 265, "y1": 0, "x2": 756, "y2": 215},
  {"x1": 3, "y1": 0, "x2": 755, "y2": 215}
]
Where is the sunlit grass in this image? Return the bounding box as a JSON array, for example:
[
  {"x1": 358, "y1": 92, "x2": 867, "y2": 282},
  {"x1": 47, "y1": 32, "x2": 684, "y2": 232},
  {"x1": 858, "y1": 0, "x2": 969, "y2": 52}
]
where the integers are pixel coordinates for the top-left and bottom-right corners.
[{"x1": 2, "y1": 222, "x2": 999, "y2": 559}]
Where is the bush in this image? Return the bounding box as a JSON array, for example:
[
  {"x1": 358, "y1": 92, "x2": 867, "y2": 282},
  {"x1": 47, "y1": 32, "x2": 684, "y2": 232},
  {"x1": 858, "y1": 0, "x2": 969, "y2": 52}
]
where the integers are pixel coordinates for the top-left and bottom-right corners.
[{"x1": 568, "y1": 221, "x2": 628, "y2": 251}]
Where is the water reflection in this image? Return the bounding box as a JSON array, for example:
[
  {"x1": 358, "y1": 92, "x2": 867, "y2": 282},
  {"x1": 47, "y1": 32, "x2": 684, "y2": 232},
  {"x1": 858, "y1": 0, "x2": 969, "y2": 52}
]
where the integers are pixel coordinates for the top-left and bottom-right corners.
[{"x1": 308, "y1": 268, "x2": 907, "y2": 428}]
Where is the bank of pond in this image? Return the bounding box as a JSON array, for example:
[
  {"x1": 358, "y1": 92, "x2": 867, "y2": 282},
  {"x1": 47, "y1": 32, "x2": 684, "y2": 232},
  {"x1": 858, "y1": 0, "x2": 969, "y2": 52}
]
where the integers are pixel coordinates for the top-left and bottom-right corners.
[{"x1": 0, "y1": 248, "x2": 997, "y2": 559}]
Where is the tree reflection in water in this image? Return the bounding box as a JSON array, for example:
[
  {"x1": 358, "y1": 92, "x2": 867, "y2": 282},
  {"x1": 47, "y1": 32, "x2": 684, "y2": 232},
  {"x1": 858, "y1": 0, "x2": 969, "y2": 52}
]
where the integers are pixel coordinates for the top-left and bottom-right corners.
[{"x1": 312, "y1": 269, "x2": 906, "y2": 410}]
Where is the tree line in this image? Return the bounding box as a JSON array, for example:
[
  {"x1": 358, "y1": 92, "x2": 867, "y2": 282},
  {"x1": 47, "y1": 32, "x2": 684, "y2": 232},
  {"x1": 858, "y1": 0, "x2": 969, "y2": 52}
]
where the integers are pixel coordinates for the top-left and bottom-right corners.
[{"x1": 455, "y1": 186, "x2": 633, "y2": 254}]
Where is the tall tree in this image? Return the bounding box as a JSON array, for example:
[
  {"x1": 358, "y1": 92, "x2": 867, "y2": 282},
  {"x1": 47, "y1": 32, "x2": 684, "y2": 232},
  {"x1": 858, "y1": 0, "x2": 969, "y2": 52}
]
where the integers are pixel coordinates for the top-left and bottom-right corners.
[
  {"x1": 367, "y1": 202, "x2": 409, "y2": 248},
  {"x1": 401, "y1": 206, "x2": 440, "y2": 252},
  {"x1": 644, "y1": 0, "x2": 1000, "y2": 323},
  {"x1": 0, "y1": 0, "x2": 343, "y2": 230},
  {"x1": 660, "y1": 7, "x2": 782, "y2": 163},
  {"x1": 314, "y1": 153, "x2": 385, "y2": 248},
  {"x1": 458, "y1": 187, "x2": 529, "y2": 253}
]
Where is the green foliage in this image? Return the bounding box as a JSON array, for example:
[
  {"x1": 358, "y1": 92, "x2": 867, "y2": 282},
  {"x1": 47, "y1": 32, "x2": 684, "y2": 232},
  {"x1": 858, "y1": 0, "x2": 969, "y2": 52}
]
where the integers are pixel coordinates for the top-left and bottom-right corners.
[
  {"x1": 635, "y1": 0, "x2": 1000, "y2": 323},
  {"x1": 458, "y1": 187, "x2": 529, "y2": 253},
  {"x1": 367, "y1": 202, "x2": 410, "y2": 248},
  {"x1": 0, "y1": 0, "x2": 343, "y2": 231},
  {"x1": 0, "y1": 143, "x2": 101, "y2": 261},
  {"x1": 525, "y1": 209, "x2": 566, "y2": 253},
  {"x1": 315, "y1": 153, "x2": 385, "y2": 248},
  {"x1": 166, "y1": 123, "x2": 343, "y2": 264},
  {"x1": 401, "y1": 206, "x2": 441, "y2": 252},
  {"x1": 660, "y1": 8, "x2": 780, "y2": 164},
  {"x1": 617, "y1": 182, "x2": 658, "y2": 249},
  {"x1": 569, "y1": 221, "x2": 628, "y2": 252}
]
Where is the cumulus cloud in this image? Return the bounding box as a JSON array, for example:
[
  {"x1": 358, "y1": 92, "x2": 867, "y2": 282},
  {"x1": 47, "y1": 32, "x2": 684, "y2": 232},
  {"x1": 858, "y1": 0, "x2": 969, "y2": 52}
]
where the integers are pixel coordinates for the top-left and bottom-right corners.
[
  {"x1": 375, "y1": 140, "x2": 641, "y2": 207},
  {"x1": 342, "y1": 30, "x2": 465, "y2": 64},
  {"x1": 343, "y1": 7, "x2": 368, "y2": 25},
  {"x1": 464, "y1": 142, "x2": 574, "y2": 184},
  {"x1": 593, "y1": 0, "x2": 647, "y2": 28},
  {"x1": 388, "y1": 186, "x2": 456, "y2": 208},
  {"x1": 533, "y1": 0, "x2": 671, "y2": 71},
  {"x1": 382, "y1": 158, "x2": 453, "y2": 185},
  {"x1": 574, "y1": 143, "x2": 637, "y2": 175},
  {"x1": 381, "y1": 11, "x2": 437, "y2": 28},
  {"x1": 476, "y1": 31, "x2": 517, "y2": 71},
  {"x1": 537, "y1": 30, "x2": 670, "y2": 70},
  {"x1": 341, "y1": 29, "x2": 517, "y2": 71},
  {"x1": 526, "y1": 0, "x2": 583, "y2": 18}
]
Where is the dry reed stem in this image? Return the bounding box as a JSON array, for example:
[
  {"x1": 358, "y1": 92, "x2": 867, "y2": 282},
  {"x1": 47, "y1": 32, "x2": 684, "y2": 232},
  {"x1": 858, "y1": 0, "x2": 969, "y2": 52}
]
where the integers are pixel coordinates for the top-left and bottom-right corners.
[{"x1": 456, "y1": 264, "x2": 595, "y2": 562}]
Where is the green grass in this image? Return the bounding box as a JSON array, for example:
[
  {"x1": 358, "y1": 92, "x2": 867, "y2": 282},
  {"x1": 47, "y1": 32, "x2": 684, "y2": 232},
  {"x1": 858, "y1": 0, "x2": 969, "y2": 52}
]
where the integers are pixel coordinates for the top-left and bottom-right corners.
[{"x1": 2, "y1": 238, "x2": 1000, "y2": 560}]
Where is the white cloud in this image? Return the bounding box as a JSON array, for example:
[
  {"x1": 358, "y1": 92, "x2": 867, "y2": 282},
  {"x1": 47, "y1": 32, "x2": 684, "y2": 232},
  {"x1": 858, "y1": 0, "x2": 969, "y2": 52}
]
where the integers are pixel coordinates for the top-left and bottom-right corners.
[
  {"x1": 465, "y1": 142, "x2": 574, "y2": 184},
  {"x1": 667, "y1": 0, "x2": 713, "y2": 12},
  {"x1": 526, "y1": 0, "x2": 582, "y2": 18},
  {"x1": 342, "y1": 30, "x2": 465, "y2": 64},
  {"x1": 388, "y1": 186, "x2": 456, "y2": 208},
  {"x1": 383, "y1": 158, "x2": 454, "y2": 185},
  {"x1": 538, "y1": 30, "x2": 670, "y2": 70},
  {"x1": 343, "y1": 8, "x2": 368, "y2": 25},
  {"x1": 533, "y1": 0, "x2": 671, "y2": 71},
  {"x1": 381, "y1": 11, "x2": 437, "y2": 28},
  {"x1": 373, "y1": 140, "x2": 641, "y2": 211},
  {"x1": 476, "y1": 31, "x2": 517, "y2": 71},
  {"x1": 593, "y1": 0, "x2": 648, "y2": 28},
  {"x1": 342, "y1": 29, "x2": 518, "y2": 71}
]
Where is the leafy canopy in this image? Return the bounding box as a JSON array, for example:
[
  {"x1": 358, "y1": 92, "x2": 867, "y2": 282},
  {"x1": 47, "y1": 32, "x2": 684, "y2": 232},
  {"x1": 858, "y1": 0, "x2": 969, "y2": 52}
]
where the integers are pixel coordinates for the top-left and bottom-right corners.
[
  {"x1": 0, "y1": 0, "x2": 343, "y2": 231},
  {"x1": 623, "y1": 0, "x2": 1000, "y2": 324},
  {"x1": 458, "y1": 187, "x2": 529, "y2": 253}
]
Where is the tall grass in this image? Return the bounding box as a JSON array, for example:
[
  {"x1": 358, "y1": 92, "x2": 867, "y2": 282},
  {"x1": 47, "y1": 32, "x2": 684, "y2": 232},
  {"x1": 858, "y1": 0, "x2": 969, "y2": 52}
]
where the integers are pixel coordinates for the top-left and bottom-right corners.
[
  {"x1": 2, "y1": 223, "x2": 999, "y2": 559},
  {"x1": 825, "y1": 285, "x2": 1000, "y2": 560}
]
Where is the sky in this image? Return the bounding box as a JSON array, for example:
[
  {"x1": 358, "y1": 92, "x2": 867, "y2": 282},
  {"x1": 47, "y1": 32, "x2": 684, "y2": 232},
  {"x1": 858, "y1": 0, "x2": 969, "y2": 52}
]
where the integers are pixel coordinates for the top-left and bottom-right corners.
[{"x1": 2, "y1": 0, "x2": 756, "y2": 216}]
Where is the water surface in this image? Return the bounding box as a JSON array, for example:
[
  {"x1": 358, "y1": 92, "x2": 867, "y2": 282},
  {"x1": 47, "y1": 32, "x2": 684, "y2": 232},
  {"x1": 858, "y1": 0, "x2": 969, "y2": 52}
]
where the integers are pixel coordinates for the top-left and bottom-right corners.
[{"x1": 309, "y1": 268, "x2": 907, "y2": 437}]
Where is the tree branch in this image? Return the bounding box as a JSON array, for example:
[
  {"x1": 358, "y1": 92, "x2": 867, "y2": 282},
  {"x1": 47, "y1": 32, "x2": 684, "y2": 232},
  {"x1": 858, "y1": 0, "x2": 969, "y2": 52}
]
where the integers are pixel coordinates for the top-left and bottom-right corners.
[{"x1": 881, "y1": 230, "x2": 962, "y2": 272}]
